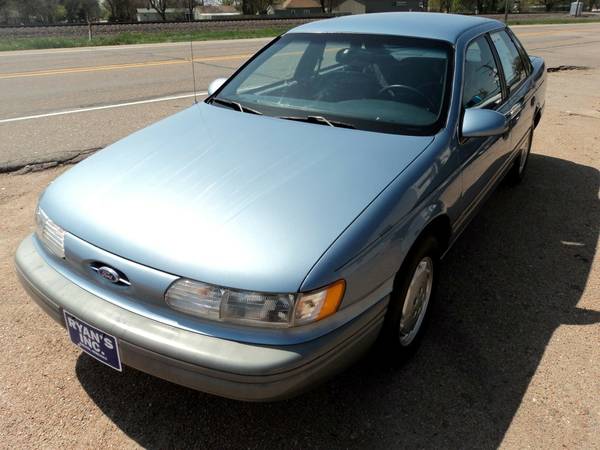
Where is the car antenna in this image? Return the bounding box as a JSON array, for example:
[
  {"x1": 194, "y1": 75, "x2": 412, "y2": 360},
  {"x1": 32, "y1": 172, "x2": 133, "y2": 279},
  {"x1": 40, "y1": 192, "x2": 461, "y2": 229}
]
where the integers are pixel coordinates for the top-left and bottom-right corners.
[{"x1": 190, "y1": 39, "x2": 198, "y2": 104}]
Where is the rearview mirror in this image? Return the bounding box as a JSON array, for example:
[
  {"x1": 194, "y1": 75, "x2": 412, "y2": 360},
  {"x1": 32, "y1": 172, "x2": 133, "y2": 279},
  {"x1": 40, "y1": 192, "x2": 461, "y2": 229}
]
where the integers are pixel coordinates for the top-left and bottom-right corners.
[
  {"x1": 207, "y1": 78, "x2": 227, "y2": 96},
  {"x1": 461, "y1": 109, "x2": 508, "y2": 138}
]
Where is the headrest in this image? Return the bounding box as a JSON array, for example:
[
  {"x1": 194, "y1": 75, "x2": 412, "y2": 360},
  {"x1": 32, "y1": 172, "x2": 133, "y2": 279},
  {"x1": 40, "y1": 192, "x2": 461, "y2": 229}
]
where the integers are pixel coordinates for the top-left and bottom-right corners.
[{"x1": 335, "y1": 48, "x2": 372, "y2": 67}]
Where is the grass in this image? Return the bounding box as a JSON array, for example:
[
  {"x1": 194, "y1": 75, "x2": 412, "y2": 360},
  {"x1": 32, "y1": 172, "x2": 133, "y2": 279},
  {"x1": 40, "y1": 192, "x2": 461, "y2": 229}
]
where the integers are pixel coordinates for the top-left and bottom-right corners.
[
  {"x1": 506, "y1": 16, "x2": 600, "y2": 25},
  {"x1": 0, "y1": 27, "x2": 292, "y2": 52},
  {"x1": 1, "y1": 15, "x2": 600, "y2": 51}
]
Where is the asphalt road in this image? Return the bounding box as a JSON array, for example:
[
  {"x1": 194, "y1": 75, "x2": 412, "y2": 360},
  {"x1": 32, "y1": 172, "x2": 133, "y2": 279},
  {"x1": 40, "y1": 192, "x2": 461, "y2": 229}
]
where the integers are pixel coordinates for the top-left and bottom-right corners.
[{"x1": 1, "y1": 22, "x2": 600, "y2": 170}]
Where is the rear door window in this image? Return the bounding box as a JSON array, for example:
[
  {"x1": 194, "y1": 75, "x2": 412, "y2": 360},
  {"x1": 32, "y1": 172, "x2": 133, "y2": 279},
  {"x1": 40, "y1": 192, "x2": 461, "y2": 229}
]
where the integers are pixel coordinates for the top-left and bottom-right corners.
[
  {"x1": 490, "y1": 30, "x2": 527, "y2": 91},
  {"x1": 506, "y1": 29, "x2": 533, "y2": 75}
]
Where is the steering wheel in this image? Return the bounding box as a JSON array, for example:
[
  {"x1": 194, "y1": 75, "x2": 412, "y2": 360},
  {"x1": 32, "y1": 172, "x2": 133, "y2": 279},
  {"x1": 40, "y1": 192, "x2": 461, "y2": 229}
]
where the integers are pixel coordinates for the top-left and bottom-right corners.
[{"x1": 377, "y1": 84, "x2": 436, "y2": 111}]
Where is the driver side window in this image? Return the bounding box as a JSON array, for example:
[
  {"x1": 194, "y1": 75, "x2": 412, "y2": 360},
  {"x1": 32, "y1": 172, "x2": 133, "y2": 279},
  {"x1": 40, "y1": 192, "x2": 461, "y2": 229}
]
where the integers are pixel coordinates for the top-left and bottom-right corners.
[{"x1": 463, "y1": 36, "x2": 502, "y2": 109}]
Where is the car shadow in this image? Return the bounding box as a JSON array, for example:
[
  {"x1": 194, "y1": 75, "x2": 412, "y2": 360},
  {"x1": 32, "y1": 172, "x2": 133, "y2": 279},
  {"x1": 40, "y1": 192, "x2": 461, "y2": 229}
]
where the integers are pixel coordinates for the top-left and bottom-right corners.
[{"x1": 75, "y1": 153, "x2": 599, "y2": 449}]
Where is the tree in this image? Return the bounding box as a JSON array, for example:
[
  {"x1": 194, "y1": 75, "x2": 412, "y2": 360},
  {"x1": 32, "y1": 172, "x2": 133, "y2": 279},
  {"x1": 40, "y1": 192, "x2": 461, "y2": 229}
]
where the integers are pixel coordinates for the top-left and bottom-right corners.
[
  {"x1": 62, "y1": 0, "x2": 101, "y2": 22},
  {"x1": 429, "y1": 0, "x2": 453, "y2": 11},
  {"x1": 148, "y1": 0, "x2": 168, "y2": 20},
  {"x1": 221, "y1": 0, "x2": 242, "y2": 9},
  {"x1": 318, "y1": 0, "x2": 333, "y2": 12},
  {"x1": 102, "y1": 0, "x2": 137, "y2": 22},
  {"x1": 0, "y1": 0, "x2": 15, "y2": 24},
  {"x1": 0, "y1": 0, "x2": 10, "y2": 23},
  {"x1": 14, "y1": 0, "x2": 66, "y2": 24},
  {"x1": 179, "y1": 0, "x2": 200, "y2": 20},
  {"x1": 241, "y1": 0, "x2": 274, "y2": 14},
  {"x1": 1, "y1": 0, "x2": 104, "y2": 23}
]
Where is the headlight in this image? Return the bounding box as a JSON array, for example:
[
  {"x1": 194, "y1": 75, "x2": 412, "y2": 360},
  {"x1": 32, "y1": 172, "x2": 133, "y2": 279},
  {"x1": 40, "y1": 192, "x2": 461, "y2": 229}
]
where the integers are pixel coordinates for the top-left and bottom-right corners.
[
  {"x1": 35, "y1": 206, "x2": 65, "y2": 258},
  {"x1": 165, "y1": 279, "x2": 345, "y2": 328}
]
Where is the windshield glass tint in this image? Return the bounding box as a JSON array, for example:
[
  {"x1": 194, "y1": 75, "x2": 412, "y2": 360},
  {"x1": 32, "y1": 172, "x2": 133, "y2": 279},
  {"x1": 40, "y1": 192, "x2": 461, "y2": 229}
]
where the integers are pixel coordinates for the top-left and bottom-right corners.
[{"x1": 215, "y1": 33, "x2": 453, "y2": 135}]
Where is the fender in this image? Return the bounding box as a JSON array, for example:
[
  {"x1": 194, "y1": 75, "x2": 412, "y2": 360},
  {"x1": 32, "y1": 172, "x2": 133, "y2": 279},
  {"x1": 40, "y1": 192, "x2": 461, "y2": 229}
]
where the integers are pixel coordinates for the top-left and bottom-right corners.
[{"x1": 300, "y1": 133, "x2": 462, "y2": 309}]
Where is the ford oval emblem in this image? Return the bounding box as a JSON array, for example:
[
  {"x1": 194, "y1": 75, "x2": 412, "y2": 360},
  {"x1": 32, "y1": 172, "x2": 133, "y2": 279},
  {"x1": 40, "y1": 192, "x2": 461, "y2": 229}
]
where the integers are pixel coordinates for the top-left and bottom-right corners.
[{"x1": 97, "y1": 266, "x2": 120, "y2": 284}]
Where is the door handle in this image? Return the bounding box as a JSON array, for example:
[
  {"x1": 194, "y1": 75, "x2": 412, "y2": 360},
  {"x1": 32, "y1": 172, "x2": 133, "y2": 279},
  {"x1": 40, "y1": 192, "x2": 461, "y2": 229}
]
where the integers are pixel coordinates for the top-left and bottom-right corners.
[
  {"x1": 505, "y1": 100, "x2": 524, "y2": 128},
  {"x1": 507, "y1": 102, "x2": 523, "y2": 120}
]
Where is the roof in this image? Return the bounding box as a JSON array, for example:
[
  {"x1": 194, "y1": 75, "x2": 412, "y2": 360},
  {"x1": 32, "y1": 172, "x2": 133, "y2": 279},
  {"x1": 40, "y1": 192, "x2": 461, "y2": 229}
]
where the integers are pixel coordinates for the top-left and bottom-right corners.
[
  {"x1": 275, "y1": 0, "x2": 322, "y2": 9},
  {"x1": 288, "y1": 12, "x2": 504, "y2": 43}
]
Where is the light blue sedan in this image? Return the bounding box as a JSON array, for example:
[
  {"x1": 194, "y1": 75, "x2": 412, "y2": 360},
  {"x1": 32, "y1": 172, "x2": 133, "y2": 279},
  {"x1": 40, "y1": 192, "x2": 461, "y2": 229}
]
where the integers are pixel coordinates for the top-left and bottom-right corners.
[{"x1": 16, "y1": 12, "x2": 546, "y2": 401}]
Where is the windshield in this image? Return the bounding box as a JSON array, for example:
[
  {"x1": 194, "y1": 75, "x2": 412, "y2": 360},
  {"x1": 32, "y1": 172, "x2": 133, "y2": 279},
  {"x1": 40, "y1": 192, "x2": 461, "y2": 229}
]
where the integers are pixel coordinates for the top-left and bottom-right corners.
[{"x1": 212, "y1": 33, "x2": 453, "y2": 135}]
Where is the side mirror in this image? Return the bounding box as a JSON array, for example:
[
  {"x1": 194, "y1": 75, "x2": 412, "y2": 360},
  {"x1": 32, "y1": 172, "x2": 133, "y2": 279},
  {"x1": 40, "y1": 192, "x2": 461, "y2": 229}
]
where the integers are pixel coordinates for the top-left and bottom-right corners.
[
  {"x1": 207, "y1": 78, "x2": 227, "y2": 96},
  {"x1": 461, "y1": 109, "x2": 508, "y2": 138}
]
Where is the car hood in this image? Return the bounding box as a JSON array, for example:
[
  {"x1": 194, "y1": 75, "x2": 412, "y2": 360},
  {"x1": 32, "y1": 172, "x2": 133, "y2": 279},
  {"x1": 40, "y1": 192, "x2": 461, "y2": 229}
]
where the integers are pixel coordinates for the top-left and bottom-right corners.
[{"x1": 41, "y1": 103, "x2": 433, "y2": 293}]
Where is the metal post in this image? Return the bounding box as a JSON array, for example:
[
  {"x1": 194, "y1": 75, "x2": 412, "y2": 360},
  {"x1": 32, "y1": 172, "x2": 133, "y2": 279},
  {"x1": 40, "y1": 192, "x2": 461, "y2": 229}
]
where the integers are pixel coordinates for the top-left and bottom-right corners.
[
  {"x1": 504, "y1": 0, "x2": 509, "y2": 23},
  {"x1": 88, "y1": 21, "x2": 92, "y2": 42}
]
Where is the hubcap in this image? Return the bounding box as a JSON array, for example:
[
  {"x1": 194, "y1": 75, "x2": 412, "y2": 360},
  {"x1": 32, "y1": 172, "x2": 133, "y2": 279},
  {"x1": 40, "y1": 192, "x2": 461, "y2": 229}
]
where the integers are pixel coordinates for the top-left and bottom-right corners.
[
  {"x1": 399, "y1": 257, "x2": 433, "y2": 346},
  {"x1": 518, "y1": 134, "x2": 532, "y2": 174},
  {"x1": 518, "y1": 147, "x2": 529, "y2": 174}
]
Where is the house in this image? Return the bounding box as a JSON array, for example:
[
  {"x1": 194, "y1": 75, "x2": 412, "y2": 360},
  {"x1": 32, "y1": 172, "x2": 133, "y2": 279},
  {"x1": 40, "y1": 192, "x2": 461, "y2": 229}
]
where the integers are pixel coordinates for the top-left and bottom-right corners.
[
  {"x1": 136, "y1": 5, "x2": 241, "y2": 22},
  {"x1": 330, "y1": 0, "x2": 426, "y2": 14},
  {"x1": 136, "y1": 8, "x2": 188, "y2": 22},
  {"x1": 273, "y1": 0, "x2": 324, "y2": 16},
  {"x1": 193, "y1": 5, "x2": 241, "y2": 20}
]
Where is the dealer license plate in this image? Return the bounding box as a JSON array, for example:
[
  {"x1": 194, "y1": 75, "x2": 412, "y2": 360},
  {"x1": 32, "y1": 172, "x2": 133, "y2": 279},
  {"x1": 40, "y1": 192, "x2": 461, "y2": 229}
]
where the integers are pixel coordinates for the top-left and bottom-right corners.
[{"x1": 63, "y1": 311, "x2": 122, "y2": 371}]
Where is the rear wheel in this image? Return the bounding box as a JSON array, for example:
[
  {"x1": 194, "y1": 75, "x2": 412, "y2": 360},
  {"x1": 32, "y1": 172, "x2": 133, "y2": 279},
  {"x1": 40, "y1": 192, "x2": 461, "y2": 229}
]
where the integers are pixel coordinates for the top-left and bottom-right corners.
[
  {"x1": 507, "y1": 127, "x2": 534, "y2": 185},
  {"x1": 378, "y1": 235, "x2": 439, "y2": 362}
]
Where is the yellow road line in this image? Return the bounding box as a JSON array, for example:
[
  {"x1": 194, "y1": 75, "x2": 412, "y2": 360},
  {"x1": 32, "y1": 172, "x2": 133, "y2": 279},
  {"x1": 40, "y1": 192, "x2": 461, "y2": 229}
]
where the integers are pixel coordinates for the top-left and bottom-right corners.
[
  {"x1": 1, "y1": 26, "x2": 597, "y2": 80},
  {"x1": 0, "y1": 52, "x2": 253, "y2": 80}
]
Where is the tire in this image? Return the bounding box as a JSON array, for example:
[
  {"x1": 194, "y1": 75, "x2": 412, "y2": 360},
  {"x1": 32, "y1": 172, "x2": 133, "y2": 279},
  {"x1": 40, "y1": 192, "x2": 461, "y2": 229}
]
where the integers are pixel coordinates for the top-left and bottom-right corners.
[
  {"x1": 377, "y1": 235, "x2": 439, "y2": 364},
  {"x1": 506, "y1": 127, "x2": 534, "y2": 185}
]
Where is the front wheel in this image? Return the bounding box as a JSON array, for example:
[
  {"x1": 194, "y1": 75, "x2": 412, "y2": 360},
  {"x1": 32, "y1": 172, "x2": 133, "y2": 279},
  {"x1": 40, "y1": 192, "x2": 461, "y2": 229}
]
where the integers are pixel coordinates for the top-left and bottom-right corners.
[{"x1": 378, "y1": 236, "x2": 439, "y2": 363}]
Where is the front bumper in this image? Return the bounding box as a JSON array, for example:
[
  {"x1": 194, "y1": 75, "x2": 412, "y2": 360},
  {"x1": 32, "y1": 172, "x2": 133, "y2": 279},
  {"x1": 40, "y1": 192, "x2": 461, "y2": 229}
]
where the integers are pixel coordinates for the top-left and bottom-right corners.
[{"x1": 15, "y1": 235, "x2": 386, "y2": 401}]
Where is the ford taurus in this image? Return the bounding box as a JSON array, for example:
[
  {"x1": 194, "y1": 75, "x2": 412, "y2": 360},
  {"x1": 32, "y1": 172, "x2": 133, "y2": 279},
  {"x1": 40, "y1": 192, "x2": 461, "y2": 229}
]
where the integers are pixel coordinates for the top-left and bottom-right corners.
[{"x1": 16, "y1": 12, "x2": 546, "y2": 401}]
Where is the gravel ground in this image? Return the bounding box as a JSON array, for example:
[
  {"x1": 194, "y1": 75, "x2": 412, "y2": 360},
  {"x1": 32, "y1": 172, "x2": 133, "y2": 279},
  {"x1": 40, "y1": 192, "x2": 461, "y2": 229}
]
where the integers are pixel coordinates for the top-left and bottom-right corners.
[{"x1": 0, "y1": 69, "x2": 598, "y2": 449}]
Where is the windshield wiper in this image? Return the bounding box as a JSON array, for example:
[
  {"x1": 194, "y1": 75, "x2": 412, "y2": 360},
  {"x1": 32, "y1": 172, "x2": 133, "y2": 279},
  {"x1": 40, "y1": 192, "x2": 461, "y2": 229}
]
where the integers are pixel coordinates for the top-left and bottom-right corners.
[
  {"x1": 210, "y1": 97, "x2": 263, "y2": 115},
  {"x1": 279, "y1": 115, "x2": 355, "y2": 129}
]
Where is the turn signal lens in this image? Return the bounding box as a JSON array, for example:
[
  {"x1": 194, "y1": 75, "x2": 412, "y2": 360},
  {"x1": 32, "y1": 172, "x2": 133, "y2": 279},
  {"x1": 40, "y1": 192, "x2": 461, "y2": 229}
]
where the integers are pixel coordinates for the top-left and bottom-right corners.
[
  {"x1": 293, "y1": 280, "x2": 345, "y2": 325},
  {"x1": 35, "y1": 206, "x2": 65, "y2": 258}
]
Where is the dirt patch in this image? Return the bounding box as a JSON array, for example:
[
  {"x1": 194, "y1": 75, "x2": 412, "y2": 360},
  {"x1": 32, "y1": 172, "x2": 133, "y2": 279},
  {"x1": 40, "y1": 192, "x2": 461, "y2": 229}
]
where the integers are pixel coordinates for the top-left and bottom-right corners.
[
  {"x1": 0, "y1": 69, "x2": 598, "y2": 449},
  {"x1": 547, "y1": 65, "x2": 590, "y2": 72},
  {"x1": 0, "y1": 147, "x2": 100, "y2": 174}
]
